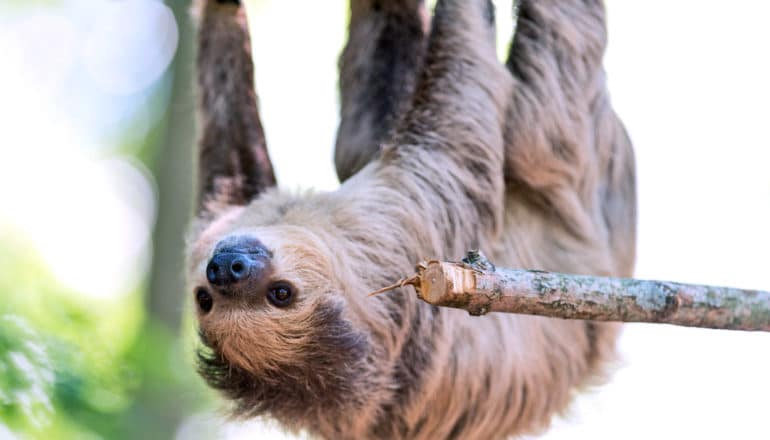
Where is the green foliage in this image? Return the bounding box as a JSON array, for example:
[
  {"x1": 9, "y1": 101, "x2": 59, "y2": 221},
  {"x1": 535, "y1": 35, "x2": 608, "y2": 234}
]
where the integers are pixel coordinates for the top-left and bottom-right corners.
[
  {"x1": 0, "y1": 315, "x2": 54, "y2": 432},
  {"x1": 0, "y1": 233, "x2": 212, "y2": 439}
]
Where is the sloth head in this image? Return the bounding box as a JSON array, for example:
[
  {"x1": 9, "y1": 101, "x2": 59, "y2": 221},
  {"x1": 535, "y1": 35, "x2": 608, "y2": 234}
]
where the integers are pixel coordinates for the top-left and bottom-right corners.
[{"x1": 186, "y1": 195, "x2": 381, "y2": 421}]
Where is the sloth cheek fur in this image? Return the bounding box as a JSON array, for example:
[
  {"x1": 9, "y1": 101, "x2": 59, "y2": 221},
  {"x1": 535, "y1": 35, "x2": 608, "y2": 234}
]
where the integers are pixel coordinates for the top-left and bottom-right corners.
[{"x1": 196, "y1": 297, "x2": 378, "y2": 424}]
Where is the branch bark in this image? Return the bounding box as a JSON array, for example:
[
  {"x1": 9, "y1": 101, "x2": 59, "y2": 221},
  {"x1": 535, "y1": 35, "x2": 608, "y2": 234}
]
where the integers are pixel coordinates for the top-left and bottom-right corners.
[{"x1": 372, "y1": 251, "x2": 770, "y2": 332}]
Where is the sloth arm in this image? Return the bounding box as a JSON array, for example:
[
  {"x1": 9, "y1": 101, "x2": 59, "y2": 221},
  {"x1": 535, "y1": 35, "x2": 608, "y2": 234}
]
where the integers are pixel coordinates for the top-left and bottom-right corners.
[
  {"x1": 335, "y1": 0, "x2": 512, "y2": 262},
  {"x1": 504, "y1": 0, "x2": 637, "y2": 276},
  {"x1": 335, "y1": 0, "x2": 429, "y2": 182}
]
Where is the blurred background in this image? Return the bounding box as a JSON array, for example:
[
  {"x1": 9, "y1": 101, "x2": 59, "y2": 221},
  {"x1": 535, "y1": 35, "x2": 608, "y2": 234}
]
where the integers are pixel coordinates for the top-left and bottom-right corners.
[{"x1": 0, "y1": 0, "x2": 767, "y2": 439}]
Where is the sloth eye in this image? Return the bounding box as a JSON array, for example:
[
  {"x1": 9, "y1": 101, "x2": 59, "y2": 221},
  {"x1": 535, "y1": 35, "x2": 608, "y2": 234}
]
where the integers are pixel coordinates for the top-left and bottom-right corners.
[
  {"x1": 267, "y1": 281, "x2": 294, "y2": 307},
  {"x1": 196, "y1": 287, "x2": 213, "y2": 313}
]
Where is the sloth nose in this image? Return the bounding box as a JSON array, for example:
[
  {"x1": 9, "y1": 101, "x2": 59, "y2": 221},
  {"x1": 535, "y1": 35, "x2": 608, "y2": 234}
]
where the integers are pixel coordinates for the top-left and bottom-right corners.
[
  {"x1": 205, "y1": 236, "x2": 271, "y2": 288},
  {"x1": 206, "y1": 252, "x2": 253, "y2": 286}
]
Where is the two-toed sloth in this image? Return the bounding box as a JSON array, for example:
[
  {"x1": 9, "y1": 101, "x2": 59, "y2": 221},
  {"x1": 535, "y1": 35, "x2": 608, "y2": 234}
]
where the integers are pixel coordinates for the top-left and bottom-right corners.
[{"x1": 187, "y1": 0, "x2": 636, "y2": 438}]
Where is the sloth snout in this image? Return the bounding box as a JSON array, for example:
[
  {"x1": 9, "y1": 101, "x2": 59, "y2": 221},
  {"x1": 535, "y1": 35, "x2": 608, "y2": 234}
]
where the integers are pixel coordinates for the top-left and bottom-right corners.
[
  {"x1": 206, "y1": 252, "x2": 254, "y2": 286},
  {"x1": 204, "y1": 235, "x2": 271, "y2": 292}
]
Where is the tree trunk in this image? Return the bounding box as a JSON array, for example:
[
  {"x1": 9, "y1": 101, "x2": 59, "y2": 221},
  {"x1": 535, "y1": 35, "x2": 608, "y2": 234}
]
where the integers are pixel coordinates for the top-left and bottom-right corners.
[{"x1": 147, "y1": 0, "x2": 195, "y2": 331}]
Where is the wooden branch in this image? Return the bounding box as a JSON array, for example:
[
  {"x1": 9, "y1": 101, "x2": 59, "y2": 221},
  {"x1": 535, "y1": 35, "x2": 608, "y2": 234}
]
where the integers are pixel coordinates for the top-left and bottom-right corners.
[{"x1": 372, "y1": 251, "x2": 770, "y2": 332}]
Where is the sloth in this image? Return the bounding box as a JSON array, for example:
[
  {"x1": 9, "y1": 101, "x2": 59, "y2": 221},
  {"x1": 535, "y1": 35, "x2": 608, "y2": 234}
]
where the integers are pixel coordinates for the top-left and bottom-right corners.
[{"x1": 187, "y1": 0, "x2": 636, "y2": 438}]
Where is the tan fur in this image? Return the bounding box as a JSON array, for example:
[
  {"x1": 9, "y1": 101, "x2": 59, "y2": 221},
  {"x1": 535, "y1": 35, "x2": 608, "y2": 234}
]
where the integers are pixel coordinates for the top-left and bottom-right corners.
[
  {"x1": 188, "y1": 0, "x2": 635, "y2": 438},
  {"x1": 502, "y1": 0, "x2": 636, "y2": 277}
]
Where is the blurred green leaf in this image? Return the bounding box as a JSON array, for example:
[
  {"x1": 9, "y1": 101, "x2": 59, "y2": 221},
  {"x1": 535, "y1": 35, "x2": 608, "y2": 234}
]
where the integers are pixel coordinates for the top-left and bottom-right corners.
[{"x1": 0, "y1": 228, "x2": 212, "y2": 439}]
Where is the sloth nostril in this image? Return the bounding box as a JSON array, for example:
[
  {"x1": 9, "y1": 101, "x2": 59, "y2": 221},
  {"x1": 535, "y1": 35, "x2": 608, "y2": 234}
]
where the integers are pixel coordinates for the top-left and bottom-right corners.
[
  {"x1": 196, "y1": 288, "x2": 213, "y2": 313},
  {"x1": 228, "y1": 256, "x2": 251, "y2": 282},
  {"x1": 206, "y1": 254, "x2": 254, "y2": 286}
]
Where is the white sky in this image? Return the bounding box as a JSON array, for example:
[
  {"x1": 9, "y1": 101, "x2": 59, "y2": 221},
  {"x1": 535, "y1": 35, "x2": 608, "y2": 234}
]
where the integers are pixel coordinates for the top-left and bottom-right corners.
[{"x1": 0, "y1": 0, "x2": 768, "y2": 438}]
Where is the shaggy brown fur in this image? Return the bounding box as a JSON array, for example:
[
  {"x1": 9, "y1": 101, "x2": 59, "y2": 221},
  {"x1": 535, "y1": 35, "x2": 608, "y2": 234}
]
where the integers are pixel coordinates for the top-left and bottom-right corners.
[
  {"x1": 195, "y1": 0, "x2": 276, "y2": 208},
  {"x1": 335, "y1": 0, "x2": 429, "y2": 181},
  {"x1": 187, "y1": 0, "x2": 635, "y2": 438},
  {"x1": 502, "y1": 0, "x2": 636, "y2": 277}
]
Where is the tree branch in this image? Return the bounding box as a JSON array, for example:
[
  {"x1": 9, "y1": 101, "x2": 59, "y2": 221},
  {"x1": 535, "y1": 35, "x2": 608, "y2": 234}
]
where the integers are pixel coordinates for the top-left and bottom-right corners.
[{"x1": 372, "y1": 250, "x2": 770, "y2": 332}]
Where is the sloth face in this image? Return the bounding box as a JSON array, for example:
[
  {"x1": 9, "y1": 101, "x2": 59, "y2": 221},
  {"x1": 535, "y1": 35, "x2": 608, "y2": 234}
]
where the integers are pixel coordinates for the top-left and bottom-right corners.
[{"x1": 186, "y1": 203, "x2": 375, "y2": 418}]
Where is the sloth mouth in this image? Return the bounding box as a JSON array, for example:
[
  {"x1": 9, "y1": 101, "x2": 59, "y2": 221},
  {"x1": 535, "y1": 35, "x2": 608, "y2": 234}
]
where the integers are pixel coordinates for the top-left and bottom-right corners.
[{"x1": 194, "y1": 300, "x2": 373, "y2": 418}]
